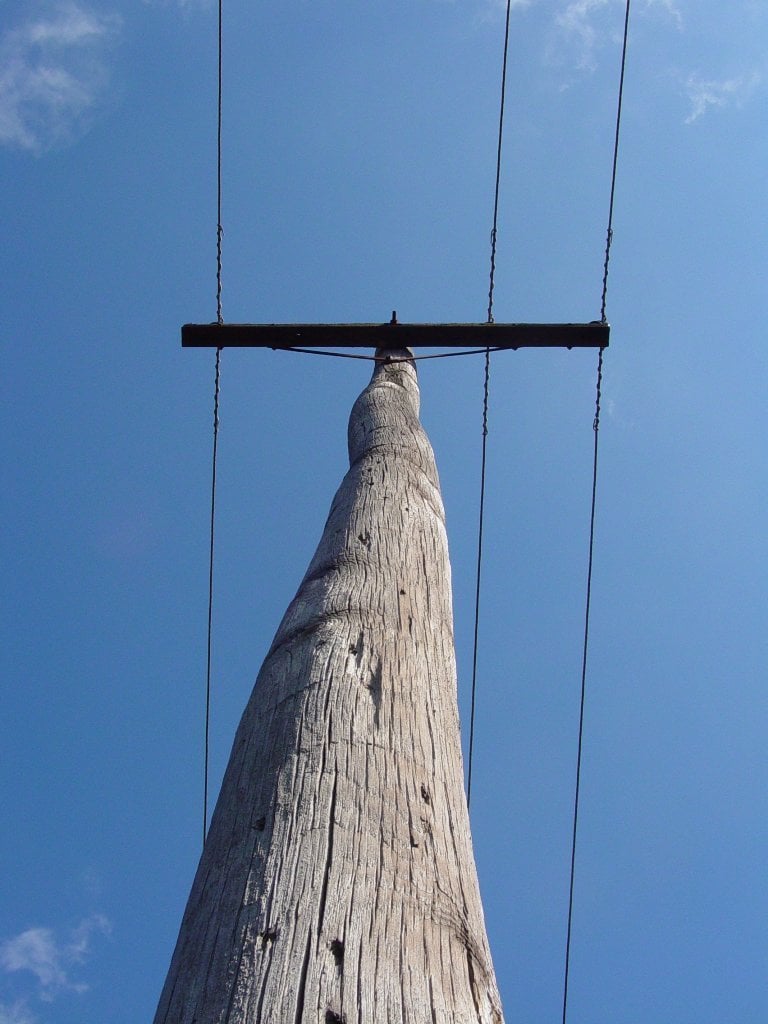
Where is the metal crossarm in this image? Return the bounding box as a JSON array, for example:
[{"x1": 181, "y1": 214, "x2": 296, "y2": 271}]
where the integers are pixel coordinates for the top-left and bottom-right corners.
[{"x1": 181, "y1": 321, "x2": 609, "y2": 350}]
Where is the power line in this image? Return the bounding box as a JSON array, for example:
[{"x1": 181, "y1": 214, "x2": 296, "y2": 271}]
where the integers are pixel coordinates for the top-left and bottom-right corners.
[
  {"x1": 216, "y1": 0, "x2": 224, "y2": 327},
  {"x1": 467, "y1": 0, "x2": 513, "y2": 808},
  {"x1": 600, "y1": 0, "x2": 632, "y2": 323},
  {"x1": 487, "y1": 0, "x2": 513, "y2": 327},
  {"x1": 466, "y1": 347, "x2": 491, "y2": 808},
  {"x1": 204, "y1": 347, "x2": 221, "y2": 847},
  {"x1": 204, "y1": 0, "x2": 225, "y2": 849},
  {"x1": 562, "y1": 2, "x2": 631, "y2": 1019},
  {"x1": 561, "y1": 347, "x2": 603, "y2": 1024}
]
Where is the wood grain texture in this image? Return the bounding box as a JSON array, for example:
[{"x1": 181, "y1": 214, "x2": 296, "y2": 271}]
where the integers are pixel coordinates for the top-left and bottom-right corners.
[{"x1": 154, "y1": 350, "x2": 504, "y2": 1023}]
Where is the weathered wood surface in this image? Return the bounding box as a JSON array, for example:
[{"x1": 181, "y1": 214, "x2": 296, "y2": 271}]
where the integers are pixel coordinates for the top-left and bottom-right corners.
[{"x1": 154, "y1": 350, "x2": 504, "y2": 1023}]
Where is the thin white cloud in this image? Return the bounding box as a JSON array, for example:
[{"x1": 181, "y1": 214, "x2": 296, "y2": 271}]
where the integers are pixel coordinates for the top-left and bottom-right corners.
[
  {"x1": 0, "y1": 1002, "x2": 36, "y2": 1024},
  {"x1": 0, "y1": 915, "x2": 111, "y2": 1002},
  {"x1": 644, "y1": 0, "x2": 682, "y2": 29},
  {"x1": 0, "y1": 929, "x2": 69, "y2": 995},
  {"x1": 484, "y1": 0, "x2": 534, "y2": 8},
  {"x1": 683, "y1": 69, "x2": 762, "y2": 122},
  {"x1": 475, "y1": 0, "x2": 534, "y2": 25},
  {"x1": 0, "y1": 2, "x2": 120, "y2": 154},
  {"x1": 555, "y1": 0, "x2": 611, "y2": 71},
  {"x1": 554, "y1": 0, "x2": 682, "y2": 72},
  {"x1": 66, "y1": 914, "x2": 111, "y2": 962},
  {"x1": 142, "y1": 0, "x2": 212, "y2": 8}
]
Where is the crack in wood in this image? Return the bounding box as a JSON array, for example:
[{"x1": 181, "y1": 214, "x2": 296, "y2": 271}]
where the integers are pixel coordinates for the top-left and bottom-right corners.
[
  {"x1": 466, "y1": 945, "x2": 482, "y2": 1022},
  {"x1": 293, "y1": 926, "x2": 313, "y2": 1024},
  {"x1": 316, "y1": 768, "x2": 338, "y2": 937}
]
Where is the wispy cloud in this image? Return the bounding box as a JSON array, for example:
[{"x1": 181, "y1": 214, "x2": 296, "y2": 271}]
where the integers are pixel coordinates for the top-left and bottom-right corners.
[
  {"x1": 644, "y1": 0, "x2": 683, "y2": 29},
  {"x1": 476, "y1": 0, "x2": 534, "y2": 25},
  {"x1": 556, "y1": 0, "x2": 612, "y2": 71},
  {"x1": 483, "y1": 0, "x2": 534, "y2": 9},
  {"x1": 683, "y1": 69, "x2": 763, "y2": 122},
  {"x1": 0, "y1": 915, "x2": 111, "y2": 1002},
  {"x1": 0, "y1": 1002, "x2": 36, "y2": 1024},
  {"x1": 0, "y1": 2, "x2": 120, "y2": 154},
  {"x1": 545, "y1": 1, "x2": 764, "y2": 123},
  {"x1": 142, "y1": 0, "x2": 213, "y2": 8},
  {"x1": 554, "y1": 0, "x2": 682, "y2": 72}
]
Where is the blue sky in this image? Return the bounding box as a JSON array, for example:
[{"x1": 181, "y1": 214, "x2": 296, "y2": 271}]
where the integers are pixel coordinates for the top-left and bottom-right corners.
[{"x1": 1, "y1": 1, "x2": 766, "y2": 1022}]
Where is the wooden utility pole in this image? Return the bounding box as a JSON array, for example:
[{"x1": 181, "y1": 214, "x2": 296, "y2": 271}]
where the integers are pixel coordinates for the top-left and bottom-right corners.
[{"x1": 155, "y1": 348, "x2": 505, "y2": 1023}]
